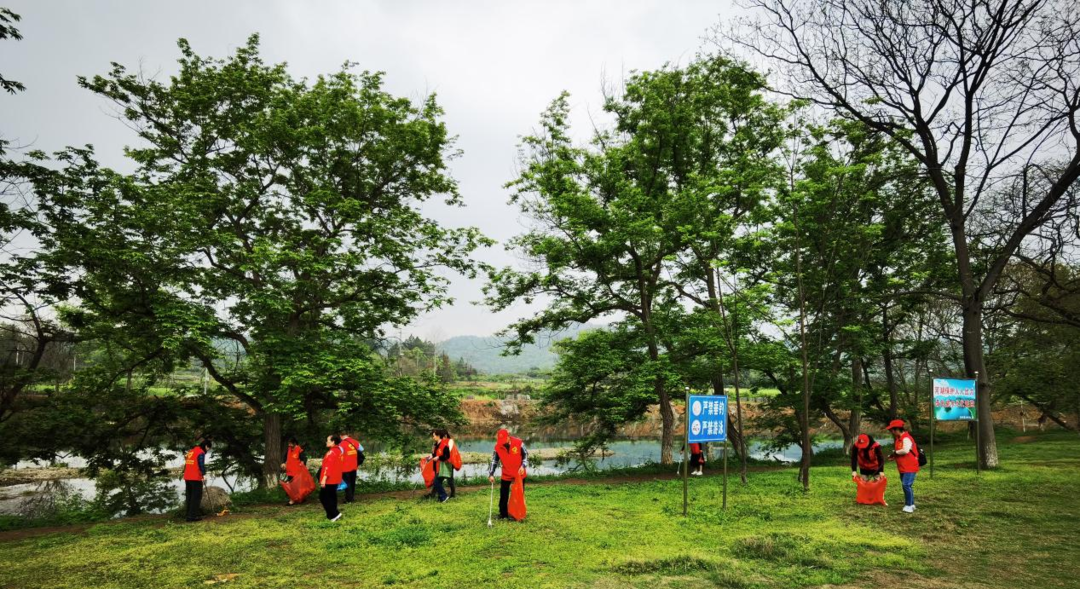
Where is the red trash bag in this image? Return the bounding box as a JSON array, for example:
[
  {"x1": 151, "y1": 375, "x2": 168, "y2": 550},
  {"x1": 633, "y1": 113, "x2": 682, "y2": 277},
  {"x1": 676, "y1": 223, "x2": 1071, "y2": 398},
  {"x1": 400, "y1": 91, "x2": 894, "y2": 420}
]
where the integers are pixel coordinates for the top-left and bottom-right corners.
[
  {"x1": 281, "y1": 468, "x2": 316, "y2": 503},
  {"x1": 854, "y1": 475, "x2": 888, "y2": 506},
  {"x1": 449, "y1": 445, "x2": 463, "y2": 471},
  {"x1": 421, "y1": 458, "x2": 436, "y2": 488},
  {"x1": 508, "y1": 476, "x2": 527, "y2": 521}
]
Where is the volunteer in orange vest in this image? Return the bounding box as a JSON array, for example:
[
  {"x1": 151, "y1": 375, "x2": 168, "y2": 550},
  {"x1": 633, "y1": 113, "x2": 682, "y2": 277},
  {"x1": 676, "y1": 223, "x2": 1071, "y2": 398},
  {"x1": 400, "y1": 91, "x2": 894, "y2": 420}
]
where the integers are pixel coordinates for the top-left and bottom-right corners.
[
  {"x1": 850, "y1": 434, "x2": 884, "y2": 480},
  {"x1": 446, "y1": 432, "x2": 458, "y2": 498},
  {"x1": 689, "y1": 442, "x2": 705, "y2": 476},
  {"x1": 487, "y1": 428, "x2": 528, "y2": 520},
  {"x1": 318, "y1": 434, "x2": 344, "y2": 521},
  {"x1": 340, "y1": 433, "x2": 364, "y2": 503},
  {"x1": 886, "y1": 420, "x2": 921, "y2": 513},
  {"x1": 280, "y1": 437, "x2": 308, "y2": 506},
  {"x1": 183, "y1": 439, "x2": 210, "y2": 522},
  {"x1": 430, "y1": 429, "x2": 452, "y2": 503}
]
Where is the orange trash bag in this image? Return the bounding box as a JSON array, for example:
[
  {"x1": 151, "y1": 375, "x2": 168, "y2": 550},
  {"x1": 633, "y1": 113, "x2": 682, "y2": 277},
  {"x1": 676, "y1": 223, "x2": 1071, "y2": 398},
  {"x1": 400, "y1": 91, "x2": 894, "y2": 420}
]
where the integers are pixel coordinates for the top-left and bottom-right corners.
[
  {"x1": 450, "y1": 445, "x2": 463, "y2": 471},
  {"x1": 421, "y1": 458, "x2": 436, "y2": 488},
  {"x1": 508, "y1": 476, "x2": 527, "y2": 521},
  {"x1": 854, "y1": 475, "x2": 888, "y2": 506},
  {"x1": 280, "y1": 468, "x2": 316, "y2": 504}
]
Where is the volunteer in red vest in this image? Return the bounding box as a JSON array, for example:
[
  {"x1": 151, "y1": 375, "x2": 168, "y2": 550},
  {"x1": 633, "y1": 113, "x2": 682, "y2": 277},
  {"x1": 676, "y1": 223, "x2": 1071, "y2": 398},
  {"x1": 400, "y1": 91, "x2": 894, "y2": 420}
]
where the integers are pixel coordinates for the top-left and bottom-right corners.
[
  {"x1": 487, "y1": 428, "x2": 528, "y2": 521},
  {"x1": 689, "y1": 442, "x2": 705, "y2": 476},
  {"x1": 886, "y1": 420, "x2": 921, "y2": 513},
  {"x1": 430, "y1": 429, "x2": 452, "y2": 503},
  {"x1": 850, "y1": 434, "x2": 884, "y2": 481},
  {"x1": 340, "y1": 433, "x2": 364, "y2": 503},
  {"x1": 318, "y1": 434, "x2": 344, "y2": 521},
  {"x1": 280, "y1": 437, "x2": 308, "y2": 505},
  {"x1": 182, "y1": 439, "x2": 210, "y2": 522}
]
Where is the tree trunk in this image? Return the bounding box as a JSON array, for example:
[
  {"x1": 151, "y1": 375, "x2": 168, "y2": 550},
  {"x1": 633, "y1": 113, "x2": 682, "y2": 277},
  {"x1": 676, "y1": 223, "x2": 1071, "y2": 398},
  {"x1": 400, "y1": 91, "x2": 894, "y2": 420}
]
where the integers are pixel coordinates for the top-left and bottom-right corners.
[
  {"x1": 961, "y1": 305, "x2": 999, "y2": 468},
  {"x1": 261, "y1": 412, "x2": 284, "y2": 488},
  {"x1": 793, "y1": 204, "x2": 812, "y2": 492},
  {"x1": 658, "y1": 382, "x2": 674, "y2": 464},
  {"x1": 712, "y1": 374, "x2": 745, "y2": 464},
  {"x1": 846, "y1": 357, "x2": 862, "y2": 455},
  {"x1": 882, "y1": 310, "x2": 898, "y2": 421}
]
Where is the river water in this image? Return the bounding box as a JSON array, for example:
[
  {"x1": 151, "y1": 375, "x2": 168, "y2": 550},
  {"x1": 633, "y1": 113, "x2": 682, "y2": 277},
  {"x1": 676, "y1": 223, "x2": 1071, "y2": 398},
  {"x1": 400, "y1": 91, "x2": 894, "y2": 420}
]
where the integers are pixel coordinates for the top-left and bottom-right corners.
[{"x1": 0, "y1": 438, "x2": 841, "y2": 516}]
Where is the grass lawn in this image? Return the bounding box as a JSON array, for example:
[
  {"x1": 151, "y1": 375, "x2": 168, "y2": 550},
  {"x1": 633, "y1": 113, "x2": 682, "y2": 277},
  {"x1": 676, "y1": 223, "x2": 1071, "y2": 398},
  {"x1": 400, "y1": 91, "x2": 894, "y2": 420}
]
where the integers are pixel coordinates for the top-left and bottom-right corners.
[{"x1": 0, "y1": 430, "x2": 1077, "y2": 589}]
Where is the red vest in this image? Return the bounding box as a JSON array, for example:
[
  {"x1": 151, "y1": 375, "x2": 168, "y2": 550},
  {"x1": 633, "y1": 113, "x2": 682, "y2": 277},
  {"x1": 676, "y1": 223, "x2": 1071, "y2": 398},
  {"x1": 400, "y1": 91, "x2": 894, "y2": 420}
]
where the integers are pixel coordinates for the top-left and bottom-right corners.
[
  {"x1": 856, "y1": 442, "x2": 881, "y2": 471},
  {"x1": 433, "y1": 438, "x2": 449, "y2": 465},
  {"x1": 183, "y1": 446, "x2": 205, "y2": 481},
  {"x1": 285, "y1": 445, "x2": 305, "y2": 478},
  {"x1": 689, "y1": 443, "x2": 702, "y2": 454},
  {"x1": 321, "y1": 446, "x2": 343, "y2": 485},
  {"x1": 341, "y1": 437, "x2": 360, "y2": 472},
  {"x1": 495, "y1": 436, "x2": 524, "y2": 481},
  {"x1": 894, "y1": 432, "x2": 920, "y2": 474}
]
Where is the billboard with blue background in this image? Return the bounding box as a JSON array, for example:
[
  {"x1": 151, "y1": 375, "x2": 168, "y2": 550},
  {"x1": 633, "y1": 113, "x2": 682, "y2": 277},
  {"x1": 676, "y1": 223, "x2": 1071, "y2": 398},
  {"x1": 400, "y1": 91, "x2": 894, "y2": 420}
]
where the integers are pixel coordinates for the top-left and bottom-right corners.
[{"x1": 932, "y1": 378, "x2": 977, "y2": 421}]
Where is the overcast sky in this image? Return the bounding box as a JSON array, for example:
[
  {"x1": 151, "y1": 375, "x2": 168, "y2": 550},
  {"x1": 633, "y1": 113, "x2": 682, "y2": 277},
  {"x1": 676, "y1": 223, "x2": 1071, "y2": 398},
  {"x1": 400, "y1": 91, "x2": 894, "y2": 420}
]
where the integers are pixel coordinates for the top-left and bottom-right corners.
[{"x1": 1, "y1": 0, "x2": 738, "y2": 340}]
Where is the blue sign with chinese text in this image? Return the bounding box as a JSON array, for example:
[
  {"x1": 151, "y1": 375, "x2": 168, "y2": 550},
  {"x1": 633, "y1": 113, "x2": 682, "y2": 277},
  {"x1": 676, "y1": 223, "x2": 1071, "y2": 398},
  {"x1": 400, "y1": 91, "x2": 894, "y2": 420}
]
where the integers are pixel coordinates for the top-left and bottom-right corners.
[{"x1": 687, "y1": 395, "x2": 727, "y2": 443}]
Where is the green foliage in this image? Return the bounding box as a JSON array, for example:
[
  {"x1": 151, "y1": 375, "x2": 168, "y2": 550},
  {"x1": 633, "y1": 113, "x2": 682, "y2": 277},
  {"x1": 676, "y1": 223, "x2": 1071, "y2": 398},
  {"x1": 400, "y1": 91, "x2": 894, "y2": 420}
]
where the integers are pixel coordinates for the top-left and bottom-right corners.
[
  {"x1": 0, "y1": 7, "x2": 24, "y2": 94},
  {"x1": 15, "y1": 35, "x2": 489, "y2": 485}
]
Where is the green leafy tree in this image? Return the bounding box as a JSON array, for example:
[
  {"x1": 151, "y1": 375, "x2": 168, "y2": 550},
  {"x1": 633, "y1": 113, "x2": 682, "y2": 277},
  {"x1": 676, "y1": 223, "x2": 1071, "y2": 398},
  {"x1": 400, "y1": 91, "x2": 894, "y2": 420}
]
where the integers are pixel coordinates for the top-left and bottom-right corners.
[
  {"x1": 487, "y1": 62, "x2": 715, "y2": 462},
  {"x1": 733, "y1": 0, "x2": 1080, "y2": 468},
  {"x1": 0, "y1": 7, "x2": 24, "y2": 95},
  {"x1": 32, "y1": 36, "x2": 489, "y2": 485}
]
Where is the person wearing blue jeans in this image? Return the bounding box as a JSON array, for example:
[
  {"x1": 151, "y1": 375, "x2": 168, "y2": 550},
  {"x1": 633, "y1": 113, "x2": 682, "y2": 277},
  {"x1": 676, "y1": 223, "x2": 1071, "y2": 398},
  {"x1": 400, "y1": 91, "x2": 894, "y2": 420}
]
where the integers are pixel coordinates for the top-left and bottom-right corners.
[
  {"x1": 900, "y1": 472, "x2": 917, "y2": 508},
  {"x1": 886, "y1": 419, "x2": 921, "y2": 513}
]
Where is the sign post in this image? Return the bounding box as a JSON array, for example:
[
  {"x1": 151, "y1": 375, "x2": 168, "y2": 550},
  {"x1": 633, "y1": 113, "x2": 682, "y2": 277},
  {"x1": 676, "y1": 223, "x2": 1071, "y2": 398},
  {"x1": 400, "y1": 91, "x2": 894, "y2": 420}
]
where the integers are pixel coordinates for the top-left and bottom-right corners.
[
  {"x1": 931, "y1": 376, "x2": 978, "y2": 474},
  {"x1": 685, "y1": 393, "x2": 729, "y2": 516},
  {"x1": 682, "y1": 387, "x2": 689, "y2": 517}
]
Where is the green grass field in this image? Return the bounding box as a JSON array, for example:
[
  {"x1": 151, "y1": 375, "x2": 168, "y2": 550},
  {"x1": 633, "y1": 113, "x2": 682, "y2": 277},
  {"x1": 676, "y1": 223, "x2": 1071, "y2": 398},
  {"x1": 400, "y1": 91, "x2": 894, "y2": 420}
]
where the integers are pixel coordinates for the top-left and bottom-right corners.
[{"x1": 1, "y1": 430, "x2": 1077, "y2": 589}]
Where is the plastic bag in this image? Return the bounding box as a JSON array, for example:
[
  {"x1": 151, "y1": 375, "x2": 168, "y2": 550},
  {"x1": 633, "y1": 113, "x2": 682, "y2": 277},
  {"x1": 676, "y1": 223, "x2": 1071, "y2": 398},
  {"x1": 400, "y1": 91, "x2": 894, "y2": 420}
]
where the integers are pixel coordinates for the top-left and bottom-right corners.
[
  {"x1": 854, "y1": 475, "x2": 888, "y2": 506},
  {"x1": 508, "y1": 476, "x2": 526, "y2": 521},
  {"x1": 280, "y1": 468, "x2": 316, "y2": 503},
  {"x1": 420, "y1": 458, "x2": 436, "y2": 488},
  {"x1": 450, "y1": 445, "x2": 463, "y2": 471}
]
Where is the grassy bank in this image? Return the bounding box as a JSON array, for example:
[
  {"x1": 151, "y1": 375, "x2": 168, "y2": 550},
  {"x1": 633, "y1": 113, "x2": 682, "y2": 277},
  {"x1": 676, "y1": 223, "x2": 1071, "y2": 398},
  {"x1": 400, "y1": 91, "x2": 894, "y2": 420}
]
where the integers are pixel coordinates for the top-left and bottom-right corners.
[{"x1": 0, "y1": 430, "x2": 1077, "y2": 589}]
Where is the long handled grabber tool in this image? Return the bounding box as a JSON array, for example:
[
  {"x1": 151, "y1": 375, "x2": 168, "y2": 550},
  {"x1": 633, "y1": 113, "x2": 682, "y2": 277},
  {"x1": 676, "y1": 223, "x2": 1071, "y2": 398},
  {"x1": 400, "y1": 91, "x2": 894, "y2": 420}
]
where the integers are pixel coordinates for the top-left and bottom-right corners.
[{"x1": 487, "y1": 479, "x2": 495, "y2": 527}]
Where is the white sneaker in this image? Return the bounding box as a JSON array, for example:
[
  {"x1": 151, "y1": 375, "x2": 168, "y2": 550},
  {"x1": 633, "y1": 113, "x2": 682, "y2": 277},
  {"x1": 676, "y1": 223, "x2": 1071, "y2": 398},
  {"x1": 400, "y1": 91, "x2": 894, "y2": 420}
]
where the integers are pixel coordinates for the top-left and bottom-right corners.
[
  {"x1": 331, "y1": 514, "x2": 342, "y2": 522},
  {"x1": 902, "y1": 505, "x2": 914, "y2": 513},
  {"x1": 911, "y1": 505, "x2": 917, "y2": 510}
]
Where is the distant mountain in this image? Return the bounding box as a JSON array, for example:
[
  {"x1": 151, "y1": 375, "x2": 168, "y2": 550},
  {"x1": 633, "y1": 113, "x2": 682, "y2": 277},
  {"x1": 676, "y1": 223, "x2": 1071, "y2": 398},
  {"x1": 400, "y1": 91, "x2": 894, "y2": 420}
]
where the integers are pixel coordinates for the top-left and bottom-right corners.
[{"x1": 437, "y1": 323, "x2": 600, "y2": 375}]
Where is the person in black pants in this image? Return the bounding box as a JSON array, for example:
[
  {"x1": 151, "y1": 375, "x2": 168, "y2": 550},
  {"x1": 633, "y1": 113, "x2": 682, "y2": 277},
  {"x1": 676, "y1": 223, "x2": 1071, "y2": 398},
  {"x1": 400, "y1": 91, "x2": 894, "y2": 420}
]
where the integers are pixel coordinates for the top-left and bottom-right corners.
[
  {"x1": 850, "y1": 433, "x2": 885, "y2": 480},
  {"x1": 487, "y1": 429, "x2": 528, "y2": 520},
  {"x1": 182, "y1": 439, "x2": 210, "y2": 522},
  {"x1": 318, "y1": 434, "x2": 344, "y2": 521}
]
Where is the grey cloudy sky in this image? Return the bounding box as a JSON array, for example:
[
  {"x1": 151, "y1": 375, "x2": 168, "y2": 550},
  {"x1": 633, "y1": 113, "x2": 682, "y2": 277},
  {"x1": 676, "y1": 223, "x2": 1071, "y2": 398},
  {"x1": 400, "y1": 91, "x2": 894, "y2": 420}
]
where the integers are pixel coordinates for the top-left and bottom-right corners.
[{"x1": 1, "y1": 0, "x2": 737, "y2": 340}]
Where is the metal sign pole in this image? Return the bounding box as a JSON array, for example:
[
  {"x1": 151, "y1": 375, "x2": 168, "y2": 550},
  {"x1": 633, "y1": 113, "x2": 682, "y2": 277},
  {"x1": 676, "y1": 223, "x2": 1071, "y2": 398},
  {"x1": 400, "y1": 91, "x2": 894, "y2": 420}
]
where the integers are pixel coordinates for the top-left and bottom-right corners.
[
  {"x1": 722, "y1": 440, "x2": 728, "y2": 510},
  {"x1": 974, "y1": 371, "x2": 981, "y2": 475},
  {"x1": 683, "y1": 387, "x2": 690, "y2": 516},
  {"x1": 930, "y1": 375, "x2": 935, "y2": 479}
]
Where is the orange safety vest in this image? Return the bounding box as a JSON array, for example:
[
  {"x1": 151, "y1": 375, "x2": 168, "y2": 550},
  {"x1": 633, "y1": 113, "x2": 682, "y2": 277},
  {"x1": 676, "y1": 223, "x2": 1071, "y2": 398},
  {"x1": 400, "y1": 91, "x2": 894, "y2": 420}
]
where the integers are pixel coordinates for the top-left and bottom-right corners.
[
  {"x1": 341, "y1": 437, "x2": 360, "y2": 472},
  {"x1": 285, "y1": 445, "x2": 305, "y2": 478},
  {"x1": 183, "y1": 446, "x2": 205, "y2": 481},
  {"x1": 495, "y1": 436, "x2": 525, "y2": 481},
  {"x1": 856, "y1": 442, "x2": 882, "y2": 471},
  {"x1": 321, "y1": 446, "x2": 344, "y2": 485},
  {"x1": 894, "y1": 433, "x2": 920, "y2": 474}
]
